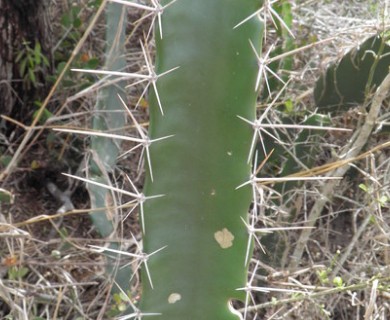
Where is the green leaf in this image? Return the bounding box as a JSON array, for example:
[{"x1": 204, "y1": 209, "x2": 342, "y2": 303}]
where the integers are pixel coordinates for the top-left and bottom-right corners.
[
  {"x1": 28, "y1": 68, "x2": 37, "y2": 87},
  {"x1": 88, "y1": 0, "x2": 102, "y2": 8},
  {"x1": 8, "y1": 266, "x2": 29, "y2": 280},
  {"x1": 61, "y1": 13, "x2": 71, "y2": 28},
  {"x1": 19, "y1": 266, "x2": 29, "y2": 278},
  {"x1": 71, "y1": 5, "x2": 81, "y2": 17},
  {"x1": 56, "y1": 61, "x2": 67, "y2": 74},
  {"x1": 332, "y1": 276, "x2": 344, "y2": 287},
  {"x1": 0, "y1": 155, "x2": 12, "y2": 166},
  {"x1": 119, "y1": 292, "x2": 129, "y2": 301},
  {"x1": 33, "y1": 100, "x2": 42, "y2": 107},
  {"x1": 85, "y1": 57, "x2": 99, "y2": 69},
  {"x1": 113, "y1": 293, "x2": 122, "y2": 304},
  {"x1": 378, "y1": 195, "x2": 388, "y2": 207},
  {"x1": 34, "y1": 42, "x2": 42, "y2": 65},
  {"x1": 73, "y1": 17, "x2": 82, "y2": 28},
  {"x1": 28, "y1": 55, "x2": 34, "y2": 68},
  {"x1": 284, "y1": 99, "x2": 294, "y2": 113},
  {"x1": 42, "y1": 55, "x2": 50, "y2": 67},
  {"x1": 33, "y1": 108, "x2": 53, "y2": 124},
  {"x1": 19, "y1": 58, "x2": 27, "y2": 76},
  {"x1": 0, "y1": 188, "x2": 14, "y2": 204},
  {"x1": 118, "y1": 303, "x2": 127, "y2": 312},
  {"x1": 15, "y1": 50, "x2": 25, "y2": 63},
  {"x1": 358, "y1": 183, "x2": 369, "y2": 192},
  {"x1": 317, "y1": 269, "x2": 329, "y2": 284}
]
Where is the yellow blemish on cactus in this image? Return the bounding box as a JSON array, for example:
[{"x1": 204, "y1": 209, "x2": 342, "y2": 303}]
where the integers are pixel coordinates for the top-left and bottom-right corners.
[
  {"x1": 214, "y1": 228, "x2": 234, "y2": 249},
  {"x1": 168, "y1": 293, "x2": 181, "y2": 304}
]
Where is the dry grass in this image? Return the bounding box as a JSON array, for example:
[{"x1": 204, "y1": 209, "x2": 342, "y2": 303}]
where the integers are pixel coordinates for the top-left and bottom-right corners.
[{"x1": 1, "y1": 0, "x2": 389, "y2": 319}]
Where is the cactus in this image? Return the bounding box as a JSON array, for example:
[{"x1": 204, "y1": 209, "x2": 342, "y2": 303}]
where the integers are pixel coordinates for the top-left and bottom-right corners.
[
  {"x1": 138, "y1": 1, "x2": 263, "y2": 318},
  {"x1": 314, "y1": 34, "x2": 390, "y2": 112},
  {"x1": 87, "y1": 2, "x2": 131, "y2": 295}
]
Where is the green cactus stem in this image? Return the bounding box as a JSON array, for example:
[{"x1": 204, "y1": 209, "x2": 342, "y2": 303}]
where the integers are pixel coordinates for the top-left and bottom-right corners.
[
  {"x1": 87, "y1": 2, "x2": 130, "y2": 295},
  {"x1": 314, "y1": 34, "x2": 390, "y2": 112},
  {"x1": 139, "y1": 1, "x2": 263, "y2": 319}
]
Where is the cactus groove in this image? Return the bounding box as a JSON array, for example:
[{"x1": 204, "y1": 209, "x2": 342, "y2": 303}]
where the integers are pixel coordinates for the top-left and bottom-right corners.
[{"x1": 141, "y1": 1, "x2": 263, "y2": 319}]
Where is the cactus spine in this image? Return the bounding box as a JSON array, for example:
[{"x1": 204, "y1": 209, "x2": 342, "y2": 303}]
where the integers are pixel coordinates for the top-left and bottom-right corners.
[{"x1": 140, "y1": 1, "x2": 263, "y2": 318}]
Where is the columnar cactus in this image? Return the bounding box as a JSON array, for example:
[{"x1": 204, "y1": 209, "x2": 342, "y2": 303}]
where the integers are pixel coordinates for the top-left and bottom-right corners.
[
  {"x1": 87, "y1": 2, "x2": 131, "y2": 293},
  {"x1": 139, "y1": 1, "x2": 263, "y2": 318}
]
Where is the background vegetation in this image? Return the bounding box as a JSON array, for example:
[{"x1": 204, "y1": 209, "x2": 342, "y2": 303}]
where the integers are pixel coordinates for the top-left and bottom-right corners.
[{"x1": 0, "y1": 0, "x2": 389, "y2": 319}]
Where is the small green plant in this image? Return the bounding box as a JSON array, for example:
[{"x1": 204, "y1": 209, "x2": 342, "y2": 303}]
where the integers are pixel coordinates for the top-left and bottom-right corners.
[
  {"x1": 7, "y1": 266, "x2": 29, "y2": 281},
  {"x1": 332, "y1": 276, "x2": 344, "y2": 288},
  {"x1": 32, "y1": 101, "x2": 53, "y2": 124},
  {"x1": 107, "y1": 291, "x2": 134, "y2": 317},
  {"x1": 15, "y1": 40, "x2": 49, "y2": 90},
  {"x1": 60, "y1": 4, "x2": 83, "y2": 30},
  {"x1": 317, "y1": 269, "x2": 330, "y2": 285},
  {"x1": 316, "y1": 250, "x2": 342, "y2": 286},
  {"x1": 359, "y1": 182, "x2": 389, "y2": 207},
  {"x1": 49, "y1": 2, "x2": 99, "y2": 90}
]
